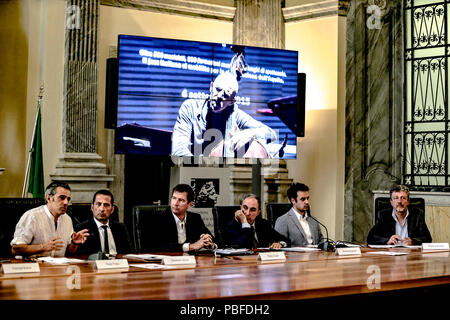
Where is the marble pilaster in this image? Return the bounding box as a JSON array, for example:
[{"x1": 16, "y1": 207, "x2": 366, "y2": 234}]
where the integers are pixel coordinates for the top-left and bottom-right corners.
[
  {"x1": 52, "y1": 0, "x2": 113, "y2": 204},
  {"x1": 345, "y1": 0, "x2": 403, "y2": 242}
]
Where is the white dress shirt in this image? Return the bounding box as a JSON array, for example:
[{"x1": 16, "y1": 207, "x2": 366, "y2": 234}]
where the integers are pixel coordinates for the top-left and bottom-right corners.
[
  {"x1": 11, "y1": 205, "x2": 74, "y2": 257},
  {"x1": 292, "y1": 207, "x2": 313, "y2": 245},
  {"x1": 392, "y1": 209, "x2": 409, "y2": 240},
  {"x1": 93, "y1": 218, "x2": 117, "y2": 256},
  {"x1": 172, "y1": 212, "x2": 190, "y2": 252}
]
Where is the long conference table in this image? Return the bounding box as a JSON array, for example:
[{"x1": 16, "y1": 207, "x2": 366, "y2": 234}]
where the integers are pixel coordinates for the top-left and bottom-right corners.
[{"x1": 1, "y1": 246, "x2": 449, "y2": 314}]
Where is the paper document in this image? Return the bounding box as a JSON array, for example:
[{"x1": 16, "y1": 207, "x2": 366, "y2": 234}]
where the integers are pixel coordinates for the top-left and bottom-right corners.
[
  {"x1": 365, "y1": 251, "x2": 409, "y2": 256},
  {"x1": 38, "y1": 257, "x2": 85, "y2": 264},
  {"x1": 130, "y1": 263, "x2": 175, "y2": 270},
  {"x1": 274, "y1": 247, "x2": 321, "y2": 252},
  {"x1": 214, "y1": 248, "x2": 253, "y2": 256},
  {"x1": 368, "y1": 244, "x2": 421, "y2": 249},
  {"x1": 123, "y1": 254, "x2": 169, "y2": 261}
]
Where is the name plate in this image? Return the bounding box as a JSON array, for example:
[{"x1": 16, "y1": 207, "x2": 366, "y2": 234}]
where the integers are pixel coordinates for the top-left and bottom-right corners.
[
  {"x1": 336, "y1": 247, "x2": 361, "y2": 256},
  {"x1": 258, "y1": 252, "x2": 286, "y2": 261},
  {"x1": 95, "y1": 259, "x2": 129, "y2": 270},
  {"x1": 2, "y1": 263, "x2": 40, "y2": 274},
  {"x1": 422, "y1": 243, "x2": 449, "y2": 251},
  {"x1": 162, "y1": 256, "x2": 196, "y2": 266}
]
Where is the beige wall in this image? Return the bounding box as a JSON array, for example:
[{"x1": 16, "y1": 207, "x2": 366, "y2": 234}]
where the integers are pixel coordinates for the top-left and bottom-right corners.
[
  {"x1": 0, "y1": 0, "x2": 28, "y2": 196},
  {"x1": 2, "y1": 1, "x2": 345, "y2": 242},
  {"x1": 285, "y1": 16, "x2": 345, "y2": 241}
]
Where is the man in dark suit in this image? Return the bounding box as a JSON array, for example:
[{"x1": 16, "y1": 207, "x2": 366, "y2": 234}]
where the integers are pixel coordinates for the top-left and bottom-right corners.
[
  {"x1": 75, "y1": 190, "x2": 133, "y2": 256},
  {"x1": 367, "y1": 185, "x2": 432, "y2": 245},
  {"x1": 224, "y1": 194, "x2": 290, "y2": 249},
  {"x1": 148, "y1": 184, "x2": 216, "y2": 252}
]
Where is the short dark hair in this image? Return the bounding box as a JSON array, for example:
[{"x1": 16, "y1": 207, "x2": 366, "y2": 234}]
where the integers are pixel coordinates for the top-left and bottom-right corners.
[
  {"x1": 240, "y1": 193, "x2": 261, "y2": 210},
  {"x1": 287, "y1": 183, "x2": 309, "y2": 201},
  {"x1": 92, "y1": 189, "x2": 114, "y2": 205},
  {"x1": 172, "y1": 184, "x2": 195, "y2": 203},
  {"x1": 390, "y1": 185, "x2": 410, "y2": 200},
  {"x1": 45, "y1": 181, "x2": 71, "y2": 198}
]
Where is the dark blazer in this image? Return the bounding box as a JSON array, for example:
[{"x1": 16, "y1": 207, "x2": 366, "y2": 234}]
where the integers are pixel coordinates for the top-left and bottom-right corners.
[
  {"x1": 224, "y1": 216, "x2": 291, "y2": 249},
  {"x1": 146, "y1": 208, "x2": 214, "y2": 252},
  {"x1": 367, "y1": 207, "x2": 432, "y2": 245},
  {"x1": 75, "y1": 218, "x2": 134, "y2": 255}
]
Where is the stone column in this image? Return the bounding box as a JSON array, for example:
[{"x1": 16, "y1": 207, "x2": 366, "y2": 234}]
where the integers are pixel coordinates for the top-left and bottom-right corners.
[
  {"x1": 51, "y1": 0, "x2": 113, "y2": 203},
  {"x1": 232, "y1": 0, "x2": 292, "y2": 215},
  {"x1": 345, "y1": 0, "x2": 403, "y2": 242}
]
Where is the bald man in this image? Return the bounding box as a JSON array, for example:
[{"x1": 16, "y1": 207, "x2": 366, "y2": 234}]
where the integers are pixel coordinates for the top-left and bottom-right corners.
[{"x1": 171, "y1": 72, "x2": 276, "y2": 157}]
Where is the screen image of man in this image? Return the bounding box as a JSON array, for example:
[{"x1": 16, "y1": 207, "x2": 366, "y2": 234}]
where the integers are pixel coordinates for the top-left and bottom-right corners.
[{"x1": 171, "y1": 72, "x2": 277, "y2": 158}]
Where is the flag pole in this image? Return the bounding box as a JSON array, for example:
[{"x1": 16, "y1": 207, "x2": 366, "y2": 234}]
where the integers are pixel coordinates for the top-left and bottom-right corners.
[{"x1": 22, "y1": 84, "x2": 44, "y2": 198}]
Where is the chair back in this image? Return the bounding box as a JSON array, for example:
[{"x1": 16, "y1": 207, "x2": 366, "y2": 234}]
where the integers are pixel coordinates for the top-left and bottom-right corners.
[
  {"x1": 132, "y1": 205, "x2": 169, "y2": 253},
  {"x1": 374, "y1": 197, "x2": 425, "y2": 224},
  {"x1": 67, "y1": 203, "x2": 119, "y2": 226},
  {"x1": 266, "y1": 202, "x2": 292, "y2": 227},
  {"x1": 212, "y1": 205, "x2": 240, "y2": 247},
  {"x1": 0, "y1": 197, "x2": 46, "y2": 257}
]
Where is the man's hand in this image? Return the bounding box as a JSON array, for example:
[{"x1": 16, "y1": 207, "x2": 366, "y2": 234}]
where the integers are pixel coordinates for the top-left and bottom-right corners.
[
  {"x1": 230, "y1": 129, "x2": 256, "y2": 152},
  {"x1": 235, "y1": 210, "x2": 247, "y2": 224},
  {"x1": 71, "y1": 229, "x2": 90, "y2": 245},
  {"x1": 402, "y1": 237, "x2": 413, "y2": 246},
  {"x1": 387, "y1": 235, "x2": 403, "y2": 245},
  {"x1": 42, "y1": 236, "x2": 64, "y2": 252},
  {"x1": 269, "y1": 242, "x2": 282, "y2": 249}
]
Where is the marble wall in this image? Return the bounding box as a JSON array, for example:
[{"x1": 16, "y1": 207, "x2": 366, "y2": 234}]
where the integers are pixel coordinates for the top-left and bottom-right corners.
[{"x1": 345, "y1": 0, "x2": 403, "y2": 242}]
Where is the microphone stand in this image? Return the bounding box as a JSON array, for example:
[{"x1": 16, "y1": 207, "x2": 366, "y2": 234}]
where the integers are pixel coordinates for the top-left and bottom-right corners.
[{"x1": 308, "y1": 213, "x2": 335, "y2": 252}]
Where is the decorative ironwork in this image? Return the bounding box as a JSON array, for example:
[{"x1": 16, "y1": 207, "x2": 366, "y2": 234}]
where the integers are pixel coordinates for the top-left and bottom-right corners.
[{"x1": 404, "y1": 0, "x2": 449, "y2": 190}]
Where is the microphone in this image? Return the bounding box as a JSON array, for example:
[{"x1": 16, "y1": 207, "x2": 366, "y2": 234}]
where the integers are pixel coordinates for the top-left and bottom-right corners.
[{"x1": 307, "y1": 211, "x2": 335, "y2": 252}]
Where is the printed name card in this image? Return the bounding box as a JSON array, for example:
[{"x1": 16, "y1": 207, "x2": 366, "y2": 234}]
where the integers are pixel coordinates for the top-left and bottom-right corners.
[
  {"x1": 95, "y1": 259, "x2": 129, "y2": 270},
  {"x1": 1, "y1": 263, "x2": 40, "y2": 274},
  {"x1": 422, "y1": 243, "x2": 449, "y2": 251},
  {"x1": 258, "y1": 252, "x2": 286, "y2": 261},
  {"x1": 162, "y1": 256, "x2": 196, "y2": 266},
  {"x1": 336, "y1": 247, "x2": 361, "y2": 256}
]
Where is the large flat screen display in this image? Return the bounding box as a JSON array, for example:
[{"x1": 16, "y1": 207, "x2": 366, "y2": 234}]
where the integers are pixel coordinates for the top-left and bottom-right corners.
[{"x1": 116, "y1": 35, "x2": 299, "y2": 159}]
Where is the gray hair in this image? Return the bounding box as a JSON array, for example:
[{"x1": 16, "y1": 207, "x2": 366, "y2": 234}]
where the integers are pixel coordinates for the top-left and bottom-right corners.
[
  {"x1": 240, "y1": 193, "x2": 261, "y2": 210},
  {"x1": 45, "y1": 181, "x2": 71, "y2": 198},
  {"x1": 389, "y1": 185, "x2": 410, "y2": 200}
]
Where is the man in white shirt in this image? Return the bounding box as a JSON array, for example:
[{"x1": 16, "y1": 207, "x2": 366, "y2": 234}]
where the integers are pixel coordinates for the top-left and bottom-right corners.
[
  {"x1": 11, "y1": 182, "x2": 89, "y2": 257},
  {"x1": 274, "y1": 183, "x2": 324, "y2": 247}
]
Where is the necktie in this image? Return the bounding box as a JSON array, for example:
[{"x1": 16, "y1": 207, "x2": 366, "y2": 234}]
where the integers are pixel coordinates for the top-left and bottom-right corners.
[
  {"x1": 251, "y1": 226, "x2": 259, "y2": 248},
  {"x1": 101, "y1": 225, "x2": 109, "y2": 254}
]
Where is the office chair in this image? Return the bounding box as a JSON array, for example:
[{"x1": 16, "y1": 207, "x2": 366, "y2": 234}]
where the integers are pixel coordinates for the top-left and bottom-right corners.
[
  {"x1": 373, "y1": 197, "x2": 425, "y2": 225},
  {"x1": 132, "y1": 205, "x2": 169, "y2": 253},
  {"x1": 0, "y1": 197, "x2": 46, "y2": 257},
  {"x1": 212, "y1": 205, "x2": 240, "y2": 247},
  {"x1": 266, "y1": 202, "x2": 292, "y2": 227}
]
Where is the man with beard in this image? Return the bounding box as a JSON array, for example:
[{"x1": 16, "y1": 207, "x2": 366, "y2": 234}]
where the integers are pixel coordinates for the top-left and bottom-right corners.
[
  {"x1": 367, "y1": 185, "x2": 432, "y2": 245},
  {"x1": 274, "y1": 183, "x2": 324, "y2": 247},
  {"x1": 11, "y1": 182, "x2": 89, "y2": 257},
  {"x1": 75, "y1": 190, "x2": 133, "y2": 256},
  {"x1": 171, "y1": 72, "x2": 276, "y2": 158}
]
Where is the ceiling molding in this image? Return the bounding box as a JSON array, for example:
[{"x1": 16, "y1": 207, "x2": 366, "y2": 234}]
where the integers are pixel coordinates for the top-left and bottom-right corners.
[
  {"x1": 100, "y1": 0, "x2": 236, "y2": 21},
  {"x1": 283, "y1": 0, "x2": 342, "y2": 23}
]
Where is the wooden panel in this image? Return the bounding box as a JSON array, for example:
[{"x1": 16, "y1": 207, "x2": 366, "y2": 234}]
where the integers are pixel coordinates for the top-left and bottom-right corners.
[{"x1": 1, "y1": 249, "x2": 449, "y2": 300}]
